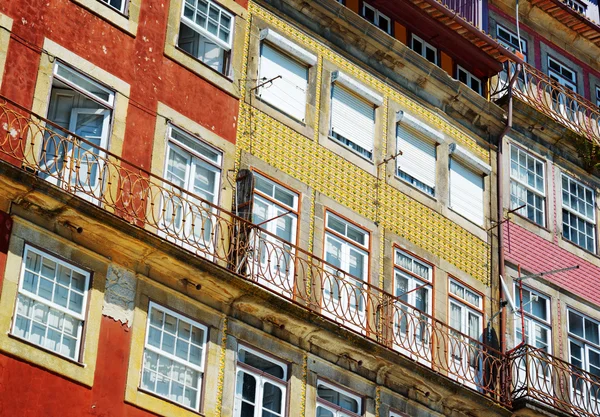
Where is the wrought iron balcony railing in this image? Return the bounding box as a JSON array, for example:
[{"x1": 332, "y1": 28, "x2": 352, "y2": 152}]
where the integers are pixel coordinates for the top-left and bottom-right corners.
[
  {"x1": 490, "y1": 59, "x2": 600, "y2": 148},
  {"x1": 4, "y1": 96, "x2": 600, "y2": 415},
  {"x1": 509, "y1": 344, "x2": 600, "y2": 417},
  {"x1": 0, "y1": 96, "x2": 507, "y2": 403}
]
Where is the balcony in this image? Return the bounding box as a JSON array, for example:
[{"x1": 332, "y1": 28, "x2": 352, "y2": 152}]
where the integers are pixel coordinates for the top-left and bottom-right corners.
[
  {"x1": 509, "y1": 344, "x2": 600, "y2": 417},
  {"x1": 2, "y1": 96, "x2": 600, "y2": 415},
  {"x1": 491, "y1": 59, "x2": 600, "y2": 153},
  {"x1": 529, "y1": 0, "x2": 600, "y2": 48}
]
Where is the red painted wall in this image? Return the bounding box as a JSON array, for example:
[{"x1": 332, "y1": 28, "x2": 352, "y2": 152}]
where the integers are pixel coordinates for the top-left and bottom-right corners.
[
  {"x1": 0, "y1": 0, "x2": 246, "y2": 412},
  {"x1": 503, "y1": 222, "x2": 600, "y2": 306},
  {"x1": 0, "y1": 0, "x2": 245, "y2": 170},
  {"x1": 0, "y1": 317, "x2": 158, "y2": 417}
]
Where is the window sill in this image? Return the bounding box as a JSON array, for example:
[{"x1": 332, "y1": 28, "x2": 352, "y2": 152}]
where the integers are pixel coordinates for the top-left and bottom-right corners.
[
  {"x1": 327, "y1": 135, "x2": 374, "y2": 164},
  {"x1": 8, "y1": 332, "x2": 86, "y2": 367},
  {"x1": 508, "y1": 212, "x2": 550, "y2": 233},
  {"x1": 560, "y1": 234, "x2": 600, "y2": 260},
  {"x1": 70, "y1": 0, "x2": 139, "y2": 37},
  {"x1": 137, "y1": 387, "x2": 205, "y2": 416},
  {"x1": 164, "y1": 44, "x2": 239, "y2": 98},
  {"x1": 448, "y1": 206, "x2": 485, "y2": 230},
  {"x1": 394, "y1": 174, "x2": 437, "y2": 202},
  {"x1": 252, "y1": 97, "x2": 314, "y2": 138}
]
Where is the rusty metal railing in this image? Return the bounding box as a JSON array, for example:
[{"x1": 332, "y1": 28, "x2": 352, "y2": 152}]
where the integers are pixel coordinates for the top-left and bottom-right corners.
[
  {"x1": 490, "y1": 59, "x2": 600, "y2": 147},
  {"x1": 509, "y1": 344, "x2": 600, "y2": 417},
  {"x1": 0, "y1": 95, "x2": 509, "y2": 404}
]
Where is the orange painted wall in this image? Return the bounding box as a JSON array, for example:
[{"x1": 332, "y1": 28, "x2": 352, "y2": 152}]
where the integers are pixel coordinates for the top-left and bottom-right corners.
[{"x1": 441, "y1": 52, "x2": 454, "y2": 76}]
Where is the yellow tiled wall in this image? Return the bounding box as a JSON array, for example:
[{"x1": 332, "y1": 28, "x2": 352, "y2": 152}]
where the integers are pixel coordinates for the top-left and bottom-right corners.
[{"x1": 237, "y1": 3, "x2": 491, "y2": 285}]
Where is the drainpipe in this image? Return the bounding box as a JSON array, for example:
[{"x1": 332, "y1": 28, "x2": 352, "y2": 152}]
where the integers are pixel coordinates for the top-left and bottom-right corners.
[{"x1": 496, "y1": 61, "x2": 521, "y2": 403}]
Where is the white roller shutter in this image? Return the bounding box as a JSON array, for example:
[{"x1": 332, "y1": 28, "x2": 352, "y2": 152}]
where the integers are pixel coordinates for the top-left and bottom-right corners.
[
  {"x1": 449, "y1": 158, "x2": 484, "y2": 225},
  {"x1": 258, "y1": 43, "x2": 308, "y2": 121},
  {"x1": 330, "y1": 84, "x2": 375, "y2": 156},
  {"x1": 396, "y1": 125, "x2": 436, "y2": 189}
]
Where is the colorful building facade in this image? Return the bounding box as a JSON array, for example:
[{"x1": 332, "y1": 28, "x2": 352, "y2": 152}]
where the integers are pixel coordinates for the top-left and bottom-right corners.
[{"x1": 0, "y1": 0, "x2": 599, "y2": 416}]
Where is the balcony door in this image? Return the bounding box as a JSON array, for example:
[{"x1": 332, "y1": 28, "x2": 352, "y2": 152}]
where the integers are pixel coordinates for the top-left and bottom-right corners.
[{"x1": 43, "y1": 63, "x2": 115, "y2": 204}]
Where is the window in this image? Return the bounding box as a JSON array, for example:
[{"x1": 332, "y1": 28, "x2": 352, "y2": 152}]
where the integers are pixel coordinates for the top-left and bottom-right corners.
[
  {"x1": 98, "y1": 0, "x2": 127, "y2": 13},
  {"x1": 42, "y1": 62, "x2": 115, "y2": 203},
  {"x1": 316, "y1": 380, "x2": 362, "y2": 417},
  {"x1": 396, "y1": 123, "x2": 437, "y2": 196},
  {"x1": 393, "y1": 249, "x2": 432, "y2": 358},
  {"x1": 323, "y1": 212, "x2": 370, "y2": 331},
  {"x1": 510, "y1": 145, "x2": 546, "y2": 226},
  {"x1": 330, "y1": 73, "x2": 381, "y2": 160},
  {"x1": 162, "y1": 125, "x2": 222, "y2": 250},
  {"x1": 496, "y1": 25, "x2": 526, "y2": 58},
  {"x1": 568, "y1": 309, "x2": 600, "y2": 409},
  {"x1": 562, "y1": 174, "x2": 596, "y2": 252},
  {"x1": 234, "y1": 346, "x2": 287, "y2": 417},
  {"x1": 141, "y1": 303, "x2": 207, "y2": 410},
  {"x1": 596, "y1": 86, "x2": 600, "y2": 107},
  {"x1": 514, "y1": 285, "x2": 552, "y2": 390},
  {"x1": 11, "y1": 245, "x2": 91, "y2": 361},
  {"x1": 362, "y1": 3, "x2": 391, "y2": 34},
  {"x1": 257, "y1": 30, "x2": 316, "y2": 122},
  {"x1": 448, "y1": 279, "x2": 483, "y2": 387},
  {"x1": 449, "y1": 158, "x2": 484, "y2": 225},
  {"x1": 251, "y1": 172, "x2": 299, "y2": 294},
  {"x1": 548, "y1": 56, "x2": 577, "y2": 92},
  {"x1": 178, "y1": 0, "x2": 233, "y2": 75},
  {"x1": 566, "y1": 0, "x2": 587, "y2": 14},
  {"x1": 457, "y1": 66, "x2": 482, "y2": 95},
  {"x1": 411, "y1": 35, "x2": 438, "y2": 65},
  {"x1": 515, "y1": 286, "x2": 552, "y2": 351}
]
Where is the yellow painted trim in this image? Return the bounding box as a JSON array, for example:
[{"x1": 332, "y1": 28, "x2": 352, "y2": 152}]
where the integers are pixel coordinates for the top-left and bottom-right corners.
[
  {"x1": 215, "y1": 317, "x2": 228, "y2": 416},
  {"x1": 0, "y1": 218, "x2": 105, "y2": 387},
  {"x1": 0, "y1": 13, "x2": 13, "y2": 89},
  {"x1": 69, "y1": 0, "x2": 141, "y2": 37}
]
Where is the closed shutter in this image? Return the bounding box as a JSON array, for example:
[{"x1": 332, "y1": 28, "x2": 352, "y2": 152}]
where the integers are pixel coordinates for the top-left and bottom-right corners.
[
  {"x1": 449, "y1": 159, "x2": 484, "y2": 225},
  {"x1": 258, "y1": 43, "x2": 308, "y2": 121},
  {"x1": 330, "y1": 84, "x2": 375, "y2": 155},
  {"x1": 396, "y1": 125, "x2": 436, "y2": 188}
]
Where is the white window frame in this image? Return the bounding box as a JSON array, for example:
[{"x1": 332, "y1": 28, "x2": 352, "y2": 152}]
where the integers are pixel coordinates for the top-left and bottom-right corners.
[
  {"x1": 448, "y1": 278, "x2": 483, "y2": 389},
  {"x1": 141, "y1": 302, "x2": 208, "y2": 411},
  {"x1": 514, "y1": 285, "x2": 552, "y2": 349},
  {"x1": 562, "y1": 174, "x2": 596, "y2": 253},
  {"x1": 329, "y1": 72, "x2": 382, "y2": 161},
  {"x1": 251, "y1": 172, "x2": 299, "y2": 295},
  {"x1": 496, "y1": 24, "x2": 527, "y2": 58},
  {"x1": 393, "y1": 249, "x2": 433, "y2": 363},
  {"x1": 257, "y1": 30, "x2": 316, "y2": 122},
  {"x1": 448, "y1": 148, "x2": 487, "y2": 226},
  {"x1": 11, "y1": 245, "x2": 91, "y2": 361},
  {"x1": 396, "y1": 117, "x2": 438, "y2": 196},
  {"x1": 567, "y1": 308, "x2": 600, "y2": 411},
  {"x1": 161, "y1": 124, "x2": 222, "y2": 251},
  {"x1": 456, "y1": 65, "x2": 482, "y2": 95},
  {"x1": 178, "y1": 0, "x2": 234, "y2": 74},
  {"x1": 548, "y1": 56, "x2": 577, "y2": 92},
  {"x1": 234, "y1": 345, "x2": 288, "y2": 417},
  {"x1": 316, "y1": 379, "x2": 363, "y2": 417},
  {"x1": 98, "y1": 0, "x2": 128, "y2": 14},
  {"x1": 411, "y1": 34, "x2": 438, "y2": 65},
  {"x1": 566, "y1": 0, "x2": 587, "y2": 14},
  {"x1": 361, "y1": 2, "x2": 391, "y2": 34},
  {"x1": 322, "y1": 211, "x2": 370, "y2": 333},
  {"x1": 43, "y1": 62, "x2": 115, "y2": 203},
  {"x1": 509, "y1": 144, "x2": 546, "y2": 227}
]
